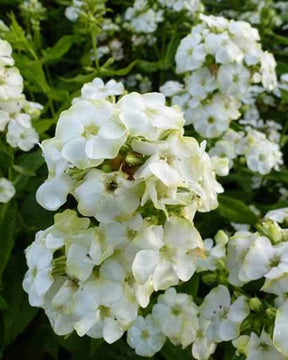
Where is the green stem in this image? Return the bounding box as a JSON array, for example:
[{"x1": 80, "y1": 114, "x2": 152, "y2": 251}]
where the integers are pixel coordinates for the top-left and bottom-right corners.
[{"x1": 91, "y1": 29, "x2": 100, "y2": 71}]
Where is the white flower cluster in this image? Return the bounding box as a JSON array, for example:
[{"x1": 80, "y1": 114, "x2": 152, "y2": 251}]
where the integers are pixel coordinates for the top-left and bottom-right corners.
[
  {"x1": 196, "y1": 208, "x2": 288, "y2": 359},
  {"x1": 209, "y1": 128, "x2": 283, "y2": 175},
  {"x1": 0, "y1": 39, "x2": 40, "y2": 151},
  {"x1": 128, "y1": 284, "x2": 249, "y2": 359},
  {"x1": 161, "y1": 14, "x2": 277, "y2": 138},
  {"x1": 24, "y1": 78, "x2": 224, "y2": 344},
  {"x1": 124, "y1": 0, "x2": 203, "y2": 45},
  {"x1": 0, "y1": 177, "x2": 15, "y2": 203},
  {"x1": 65, "y1": 0, "x2": 83, "y2": 22}
]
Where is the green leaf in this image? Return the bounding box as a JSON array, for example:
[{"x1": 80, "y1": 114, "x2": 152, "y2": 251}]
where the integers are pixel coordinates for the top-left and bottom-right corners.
[
  {"x1": 163, "y1": 34, "x2": 180, "y2": 66},
  {"x1": 1, "y1": 255, "x2": 38, "y2": 347},
  {"x1": 41, "y1": 35, "x2": 78, "y2": 64},
  {"x1": 267, "y1": 170, "x2": 288, "y2": 184},
  {"x1": 90, "y1": 339, "x2": 104, "y2": 357},
  {"x1": 137, "y1": 60, "x2": 161, "y2": 73},
  {"x1": 0, "y1": 295, "x2": 8, "y2": 310},
  {"x1": 14, "y1": 149, "x2": 44, "y2": 191},
  {"x1": 32, "y1": 118, "x2": 56, "y2": 135},
  {"x1": 100, "y1": 60, "x2": 139, "y2": 76},
  {"x1": 217, "y1": 195, "x2": 259, "y2": 224},
  {"x1": 54, "y1": 333, "x2": 90, "y2": 360},
  {"x1": 160, "y1": 341, "x2": 193, "y2": 360},
  {"x1": 0, "y1": 201, "x2": 16, "y2": 283}
]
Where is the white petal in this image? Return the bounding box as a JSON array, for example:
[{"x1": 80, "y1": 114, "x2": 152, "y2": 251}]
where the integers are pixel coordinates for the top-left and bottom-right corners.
[
  {"x1": 103, "y1": 318, "x2": 123, "y2": 344},
  {"x1": 132, "y1": 250, "x2": 159, "y2": 285}
]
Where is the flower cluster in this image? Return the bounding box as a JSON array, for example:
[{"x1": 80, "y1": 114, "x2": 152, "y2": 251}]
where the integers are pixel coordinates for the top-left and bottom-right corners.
[
  {"x1": 24, "y1": 78, "x2": 224, "y2": 344},
  {"x1": 118, "y1": 208, "x2": 288, "y2": 359},
  {"x1": 193, "y1": 208, "x2": 288, "y2": 359},
  {"x1": 161, "y1": 14, "x2": 277, "y2": 138},
  {"x1": 209, "y1": 128, "x2": 283, "y2": 175},
  {"x1": 128, "y1": 284, "x2": 250, "y2": 359},
  {"x1": 123, "y1": 0, "x2": 203, "y2": 46},
  {"x1": 0, "y1": 39, "x2": 40, "y2": 151}
]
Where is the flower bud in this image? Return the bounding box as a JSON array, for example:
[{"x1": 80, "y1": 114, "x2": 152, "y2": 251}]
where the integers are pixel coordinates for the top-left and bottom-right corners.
[
  {"x1": 256, "y1": 220, "x2": 283, "y2": 244},
  {"x1": 125, "y1": 154, "x2": 143, "y2": 166},
  {"x1": 215, "y1": 230, "x2": 229, "y2": 246},
  {"x1": 249, "y1": 297, "x2": 263, "y2": 312},
  {"x1": 266, "y1": 307, "x2": 277, "y2": 320}
]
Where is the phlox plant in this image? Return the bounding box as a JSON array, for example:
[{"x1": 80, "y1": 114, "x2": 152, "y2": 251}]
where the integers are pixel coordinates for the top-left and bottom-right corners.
[{"x1": 0, "y1": 1, "x2": 287, "y2": 360}]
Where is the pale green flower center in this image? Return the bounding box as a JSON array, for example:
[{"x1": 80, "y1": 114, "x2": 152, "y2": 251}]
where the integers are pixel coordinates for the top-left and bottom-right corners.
[
  {"x1": 141, "y1": 330, "x2": 149, "y2": 339},
  {"x1": 269, "y1": 255, "x2": 280, "y2": 268},
  {"x1": 171, "y1": 306, "x2": 182, "y2": 316},
  {"x1": 99, "y1": 305, "x2": 111, "y2": 318},
  {"x1": 82, "y1": 124, "x2": 99, "y2": 139}
]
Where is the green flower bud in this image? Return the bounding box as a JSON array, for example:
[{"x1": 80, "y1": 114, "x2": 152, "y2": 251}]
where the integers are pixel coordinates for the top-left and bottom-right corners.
[
  {"x1": 249, "y1": 297, "x2": 263, "y2": 312},
  {"x1": 125, "y1": 154, "x2": 143, "y2": 166},
  {"x1": 256, "y1": 220, "x2": 283, "y2": 244},
  {"x1": 266, "y1": 307, "x2": 277, "y2": 320},
  {"x1": 215, "y1": 230, "x2": 229, "y2": 246}
]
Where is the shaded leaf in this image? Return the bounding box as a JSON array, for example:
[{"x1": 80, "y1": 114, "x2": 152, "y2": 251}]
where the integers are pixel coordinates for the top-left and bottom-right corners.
[
  {"x1": 0, "y1": 201, "x2": 16, "y2": 283},
  {"x1": 217, "y1": 195, "x2": 259, "y2": 224},
  {"x1": 2, "y1": 254, "x2": 38, "y2": 347}
]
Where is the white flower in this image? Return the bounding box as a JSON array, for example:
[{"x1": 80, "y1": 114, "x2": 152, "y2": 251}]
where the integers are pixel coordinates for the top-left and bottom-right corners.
[
  {"x1": 127, "y1": 315, "x2": 166, "y2": 357},
  {"x1": 200, "y1": 14, "x2": 229, "y2": 30},
  {"x1": 241, "y1": 236, "x2": 288, "y2": 281},
  {"x1": 265, "y1": 208, "x2": 288, "y2": 224},
  {"x1": 65, "y1": 0, "x2": 83, "y2": 21},
  {"x1": 65, "y1": 228, "x2": 102, "y2": 281},
  {"x1": 74, "y1": 169, "x2": 141, "y2": 223},
  {"x1": 226, "y1": 231, "x2": 258, "y2": 286},
  {"x1": 246, "y1": 331, "x2": 286, "y2": 360},
  {"x1": 35, "y1": 138, "x2": 72, "y2": 212},
  {"x1": 197, "y1": 231, "x2": 228, "y2": 272},
  {"x1": 191, "y1": 97, "x2": 232, "y2": 138},
  {"x1": 261, "y1": 52, "x2": 277, "y2": 91},
  {"x1": 192, "y1": 317, "x2": 217, "y2": 360},
  {"x1": 74, "y1": 78, "x2": 125, "y2": 102},
  {"x1": 0, "y1": 177, "x2": 15, "y2": 203},
  {"x1": 175, "y1": 33, "x2": 206, "y2": 74},
  {"x1": 200, "y1": 285, "x2": 250, "y2": 342},
  {"x1": 56, "y1": 99, "x2": 126, "y2": 168},
  {"x1": 152, "y1": 287, "x2": 198, "y2": 347},
  {"x1": 36, "y1": 174, "x2": 74, "y2": 211},
  {"x1": 23, "y1": 240, "x2": 54, "y2": 306},
  {"x1": 132, "y1": 216, "x2": 203, "y2": 291},
  {"x1": 185, "y1": 68, "x2": 217, "y2": 100},
  {"x1": 218, "y1": 64, "x2": 250, "y2": 97},
  {"x1": 0, "y1": 39, "x2": 14, "y2": 66},
  {"x1": 118, "y1": 92, "x2": 184, "y2": 141},
  {"x1": 160, "y1": 81, "x2": 184, "y2": 97},
  {"x1": 205, "y1": 32, "x2": 244, "y2": 64},
  {"x1": 0, "y1": 67, "x2": 23, "y2": 100},
  {"x1": 43, "y1": 278, "x2": 77, "y2": 336},
  {"x1": 273, "y1": 300, "x2": 288, "y2": 356},
  {"x1": 238, "y1": 129, "x2": 283, "y2": 175},
  {"x1": 73, "y1": 271, "x2": 130, "y2": 343},
  {"x1": 261, "y1": 273, "x2": 288, "y2": 304},
  {"x1": 6, "y1": 114, "x2": 39, "y2": 151}
]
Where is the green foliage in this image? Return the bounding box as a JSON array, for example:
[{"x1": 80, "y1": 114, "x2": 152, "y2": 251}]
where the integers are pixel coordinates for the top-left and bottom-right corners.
[{"x1": 217, "y1": 195, "x2": 259, "y2": 225}]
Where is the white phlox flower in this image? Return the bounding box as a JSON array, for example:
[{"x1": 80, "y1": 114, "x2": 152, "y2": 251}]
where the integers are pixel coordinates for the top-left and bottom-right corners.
[
  {"x1": 0, "y1": 177, "x2": 15, "y2": 203},
  {"x1": 200, "y1": 285, "x2": 250, "y2": 342},
  {"x1": 127, "y1": 315, "x2": 166, "y2": 357},
  {"x1": 152, "y1": 287, "x2": 199, "y2": 347},
  {"x1": 168, "y1": 15, "x2": 277, "y2": 137}
]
